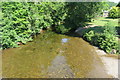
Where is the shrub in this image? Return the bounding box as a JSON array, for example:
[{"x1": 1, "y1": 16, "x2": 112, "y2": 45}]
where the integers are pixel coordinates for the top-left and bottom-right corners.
[
  {"x1": 108, "y1": 6, "x2": 119, "y2": 18},
  {"x1": 54, "y1": 25, "x2": 70, "y2": 34},
  {"x1": 83, "y1": 22, "x2": 119, "y2": 54},
  {"x1": 83, "y1": 30, "x2": 95, "y2": 42},
  {"x1": 96, "y1": 33, "x2": 118, "y2": 53},
  {"x1": 1, "y1": 2, "x2": 67, "y2": 49}
]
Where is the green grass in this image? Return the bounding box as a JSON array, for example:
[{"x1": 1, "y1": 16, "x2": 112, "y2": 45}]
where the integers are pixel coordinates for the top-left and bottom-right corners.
[{"x1": 86, "y1": 17, "x2": 119, "y2": 26}]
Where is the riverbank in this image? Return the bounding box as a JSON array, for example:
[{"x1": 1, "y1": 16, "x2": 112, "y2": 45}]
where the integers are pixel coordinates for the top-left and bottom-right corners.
[
  {"x1": 75, "y1": 21, "x2": 119, "y2": 78},
  {"x1": 76, "y1": 17, "x2": 119, "y2": 54},
  {"x1": 94, "y1": 47, "x2": 119, "y2": 78}
]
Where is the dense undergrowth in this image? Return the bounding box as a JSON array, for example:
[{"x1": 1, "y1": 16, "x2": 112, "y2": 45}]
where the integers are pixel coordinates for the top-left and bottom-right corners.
[{"x1": 1, "y1": 2, "x2": 105, "y2": 49}]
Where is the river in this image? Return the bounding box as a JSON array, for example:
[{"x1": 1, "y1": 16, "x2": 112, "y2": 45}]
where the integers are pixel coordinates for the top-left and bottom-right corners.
[{"x1": 2, "y1": 31, "x2": 111, "y2": 78}]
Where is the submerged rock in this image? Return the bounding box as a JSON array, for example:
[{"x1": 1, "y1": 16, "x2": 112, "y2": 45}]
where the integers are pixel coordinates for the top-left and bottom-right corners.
[{"x1": 110, "y1": 49, "x2": 117, "y2": 54}]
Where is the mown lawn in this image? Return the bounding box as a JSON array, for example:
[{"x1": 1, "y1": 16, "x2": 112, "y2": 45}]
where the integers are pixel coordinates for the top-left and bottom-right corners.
[{"x1": 86, "y1": 17, "x2": 119, "y2": 26}]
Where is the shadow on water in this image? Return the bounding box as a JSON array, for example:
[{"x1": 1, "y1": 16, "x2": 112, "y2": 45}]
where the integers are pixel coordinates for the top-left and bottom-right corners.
[
  {"x1": 65, "y1": 32, "x2": 81, "y2": 38},
  {"x1": 2, "y1": 31, "x2": 111, "y2": 78}
]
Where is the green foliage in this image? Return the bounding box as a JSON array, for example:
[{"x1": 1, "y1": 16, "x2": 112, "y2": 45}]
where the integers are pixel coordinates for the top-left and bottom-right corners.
[
  {"x1": 103, "y1": 21, "x2": 117, "y2": 35},
  {"x1": 100, "y1": 2, "x2": 110, "y2": 10},
  {"x1": 64, "y1": 2, "x2": 105, "y2": 28},
  {"x1": 1, "y1": 2, "x2": 107, "y2": 49},
  {"x1": 83, "y1": 30, "x2": 95, "y2": 42},
  {"x1": 97, "y1": 33, "x2": 118, "y2": 53},
  {"x1": 1, "y1": 2, "x2": 67, "y2": 49},
  {"x1": 108, "y1": 6, "x2": 119, "y2": 18},
  {"x1": 83, "y1": 22, "x2": 119, "y2": 54},
  {"x1": 106, "y1": 2, "x2": 117, "y2": 9},
  {"x1": 1, "y1": 2, "x2": 31, "y2": 49},
  {"x1": 55, "y1": 25, "x2": 70, "y2": 34}
]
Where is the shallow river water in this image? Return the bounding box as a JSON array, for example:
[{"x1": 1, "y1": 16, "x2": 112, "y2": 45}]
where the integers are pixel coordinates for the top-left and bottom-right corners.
[{"x1": 2, "y1": 31, "x2": 111, "y2": 78}]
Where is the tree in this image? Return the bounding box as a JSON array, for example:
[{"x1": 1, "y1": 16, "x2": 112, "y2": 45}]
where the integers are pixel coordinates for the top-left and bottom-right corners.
[
  {"x1": 64, "y1": 2, "x2": 108, "y2": 29},
  {"x1": 108, "y1": 6, "x2": 119, "y2": 18},
  {"x1": 116, "y1": 2, "x2": 120, "y2": 7},
  {"x1": 107, "y1": 2, "x2": 117, "y2": 8}
]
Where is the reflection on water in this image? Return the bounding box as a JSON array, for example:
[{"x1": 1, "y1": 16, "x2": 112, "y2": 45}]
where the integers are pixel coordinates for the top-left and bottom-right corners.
[
  {"x1": 61, "y1": 38, "x2": 69, "y2": 43},
  {"x1": 2, "y1": 31, "x2": 110, "y2": 78}
]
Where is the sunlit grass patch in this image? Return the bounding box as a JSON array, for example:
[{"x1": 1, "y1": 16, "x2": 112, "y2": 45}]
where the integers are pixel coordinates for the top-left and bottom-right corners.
[{"x1": 86, "y1": 17, "x2": 118, "y2": 26}]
